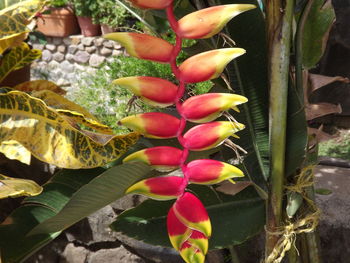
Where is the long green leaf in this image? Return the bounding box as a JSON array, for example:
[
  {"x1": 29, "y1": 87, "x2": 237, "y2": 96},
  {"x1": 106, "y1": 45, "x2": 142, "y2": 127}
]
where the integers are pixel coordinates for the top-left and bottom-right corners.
[
  {"x1": 219, "y1": 0, "x2": 269, "y2": 184},
  {"x1": 0, "y1": 167, "x2": 105, "y2": 263},
  {"x1": 0, "y1": 162, "x2": 151, "y2": 262},
  {"x1": 111, "y1": 185, "x2": 265, "y2": 249},
  {"x1": 29, "y1": 162, "x2": 152, "y2": 235}
]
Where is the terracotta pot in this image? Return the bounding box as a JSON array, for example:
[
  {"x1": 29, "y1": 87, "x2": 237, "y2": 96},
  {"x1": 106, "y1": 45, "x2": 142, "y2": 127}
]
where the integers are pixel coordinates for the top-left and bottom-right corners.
[
  {"x1": 0, "y1": 64, "x2": 31, "y2": 87},
  {"x1": 101, "y1": 24, "x2": 115, "y2": 35},
  {"x1": 36, "y1": 7, "x2": 80, "y2": 37},
  {"x1": 77, "y1": 16, "x2": 101, "y2": 37}
]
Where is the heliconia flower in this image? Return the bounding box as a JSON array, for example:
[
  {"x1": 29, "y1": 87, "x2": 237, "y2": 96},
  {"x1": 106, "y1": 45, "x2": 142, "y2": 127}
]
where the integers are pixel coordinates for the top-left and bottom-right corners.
[
  {"x1": 123, "y1": 146, "x2": 183, "y2": 171},
  {"x1": 167, "y1": 206, "x2": 208, "y2": 263},
  {"x1": 126, "y1": 176, "x2": 186, "y2": 200},
  {"x1": 177, "y1": 4, "x2": 256, "y2": 39},
  {"x1": 179, "y1": 48, "x2": 246, "y2": 83},
  {"x1": 113, "y1": 77, "x2": 178, "y2": 107},
  {"x1": 127, "y1": 0, "x2": 173, "y2": 9},
  {"x1": 181, "y1": 93, "x2": 248, "y2": 123},
  {"x1": 105, "y1": 33, "x2": 173, "y2": 63},
  {"x1": 119, "y1": 112, "x2": 180, "y2": 139},
  {"x1": 182, "y1": 121, "x2": 245, "y2": 151},
  {"x1": 185, "y1": 159, "x2": 244, "y2": 185}
]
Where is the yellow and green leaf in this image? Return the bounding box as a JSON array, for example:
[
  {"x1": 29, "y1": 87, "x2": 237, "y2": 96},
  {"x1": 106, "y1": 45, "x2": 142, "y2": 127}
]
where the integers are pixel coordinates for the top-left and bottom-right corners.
[
  {"x1": 0, "y1": 140, "x2": 31, "y2": 164},
  {"x1": 0, "y1": 42, "x2": 41, "y2": 82},
  {"x1": 0, "y1": 173, "x2": 42, "y2": 199},
  {"x1": 15, "y1": 80, "x2": 66, "y2": 95},
  {"x1": 0, "y1": 0, "x2": 46, "y2": 54},
  {"x1": 0, "y1": 90, "x2": 140, "y2": 168},
  {"x1": 31, "y1": 90, "x2": 113, "y2": 134}
]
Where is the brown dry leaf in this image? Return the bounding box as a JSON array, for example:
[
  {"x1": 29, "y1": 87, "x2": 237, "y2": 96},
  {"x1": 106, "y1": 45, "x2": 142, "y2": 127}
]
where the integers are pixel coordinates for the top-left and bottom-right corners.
[
  {"x1": 215, "y1": 180, "x2": 252, "y2": 195},
  {"x1": 308, "y1": 73, "x2": 349, "y2": 95},
  {"x1": 306, "y1": 103, "x2": 342, "y2": 120},
  {"x1": 308, "y1": 126, "x2": 338, "y2": 142},
  {"x1": 15, "y1": 80, "x2": 66, "y2": 95}
]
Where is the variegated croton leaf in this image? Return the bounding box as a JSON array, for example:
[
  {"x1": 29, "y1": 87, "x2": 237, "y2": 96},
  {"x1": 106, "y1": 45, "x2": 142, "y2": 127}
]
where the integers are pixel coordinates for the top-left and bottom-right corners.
[
  {"x1": 0, "y1": 173, "x2": 42, "y2": 199},
  {"x1": 0, "y1": 42, "x2": 41, "y2": 82},
  {"x1": 0, "y1": 0, "x2": 46, "y2": 54},
  {"x1": 0, "y1": 90, "x2": 140, "y2": 168}
]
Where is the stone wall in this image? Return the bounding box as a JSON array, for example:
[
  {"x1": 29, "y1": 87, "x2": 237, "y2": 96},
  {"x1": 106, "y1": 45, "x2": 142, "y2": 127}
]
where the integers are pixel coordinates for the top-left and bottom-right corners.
[{"x1": 30, "y1": 35, "x2": 124, "y2": 91}]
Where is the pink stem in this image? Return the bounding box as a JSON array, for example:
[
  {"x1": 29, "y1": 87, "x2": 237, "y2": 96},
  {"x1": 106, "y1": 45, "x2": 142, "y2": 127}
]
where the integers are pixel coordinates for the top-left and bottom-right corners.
[{"x1": 166, "y1": 4, "x2": 190, "y2": 182}]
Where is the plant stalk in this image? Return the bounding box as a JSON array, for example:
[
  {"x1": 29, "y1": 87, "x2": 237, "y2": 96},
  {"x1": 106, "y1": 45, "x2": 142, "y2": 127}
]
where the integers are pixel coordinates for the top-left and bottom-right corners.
[{"x1": 265, "y1": 0, "x2": 295, "y2": 258}]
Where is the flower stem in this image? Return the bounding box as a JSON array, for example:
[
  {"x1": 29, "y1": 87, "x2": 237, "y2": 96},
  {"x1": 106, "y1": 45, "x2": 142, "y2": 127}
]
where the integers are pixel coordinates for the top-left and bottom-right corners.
[{"x1": 265, "y1": 0, "x2": 295, "y2": 258}]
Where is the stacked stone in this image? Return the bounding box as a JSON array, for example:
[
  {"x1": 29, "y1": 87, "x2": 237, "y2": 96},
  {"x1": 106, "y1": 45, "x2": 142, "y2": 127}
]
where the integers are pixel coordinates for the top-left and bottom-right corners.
[{"x1": 30, "y1": 35, "x2": 124, "y2": 87}]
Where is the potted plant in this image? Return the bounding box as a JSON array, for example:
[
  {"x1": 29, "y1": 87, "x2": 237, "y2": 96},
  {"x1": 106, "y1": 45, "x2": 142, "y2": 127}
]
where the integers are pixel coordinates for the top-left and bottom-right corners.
[
  {"x1": 92, "y1": 0, "x2": 128, "y2": 35},
  {"x1": 36, "y1": 0, "x2": 80, "y2": 37},
  {"x1": 70, "y1": 0, "x2": 101, "y2": 37}
]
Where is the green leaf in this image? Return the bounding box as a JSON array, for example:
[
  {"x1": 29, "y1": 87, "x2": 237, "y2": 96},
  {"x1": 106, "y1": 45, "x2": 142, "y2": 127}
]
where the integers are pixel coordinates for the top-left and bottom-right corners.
[
  {"x1": 315, "y1": 188, "x2": 332, "y2": 195},
  {"x1": 286, "y1": 191, "x2": 304, "y2": 218},
  {"x1": 29, "y1": 162, "x2": 152, "y2": 235},
  {"x1": 285, "y1": 83, "x2": 308, "y2": 176},
  {"x1": 302, "y1": 0, "x2": 335, "y2": 69},
  {"x1": 0, "y1": 167, "x2": 105, "y2": 263},
  {"x1": 111, "y1": 185, "x2": 265, "y2": 249},
  {"x1": 218, "y1": 0, "x2": 269, "y2": 185},
  {"x1": 0, "y1": 162, "x2": 151, "y2": 262}
]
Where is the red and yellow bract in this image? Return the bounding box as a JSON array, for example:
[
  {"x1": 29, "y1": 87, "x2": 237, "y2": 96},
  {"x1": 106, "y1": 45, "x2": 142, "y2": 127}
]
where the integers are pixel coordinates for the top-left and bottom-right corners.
[{"x1": 111, "y1": 2, "x2": 255, "y2": 262}]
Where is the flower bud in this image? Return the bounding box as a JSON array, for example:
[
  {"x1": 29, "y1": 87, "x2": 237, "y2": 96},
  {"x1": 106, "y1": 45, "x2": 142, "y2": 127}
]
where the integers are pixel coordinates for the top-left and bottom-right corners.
[
  {"x1": 182, "y1": 121, "x2": 245, "y2": 151},
  {"x1": 126, "y1": 176, "x2": 186, "y2": 200},
  {"x1": 119, "y1": 112, "x2": 180, "y2": 139},
  {"x1": 173, "y1": 192, "x2": 211, "y2": 237},
  {"x1": 185, "y1": 159, "x2": 244, "y2": 185},
  {"x1": 179, "y1": 48, "x2": 246, "y2": 83},
  {"x1": 178, "y1": 4, "x2": 256, "y2": 39},
  {"x1": 128, "y1": 0, "x2": 173, "y2": 9},
  {"x1": 113, "y1": 77, "x2": 178, "y2": 107},
  {"x1": 105, "y1": 33, "x2": 173, "y2": 63},
  {"x1": 123, "y1": 146, "x2": 183, "y2": 171},
  {"x1": 181, "y1": 93, "x2": 248, "y2": 123},
  {"x1": 167, "y1": 206, "x2": 208, "y2": 263}
]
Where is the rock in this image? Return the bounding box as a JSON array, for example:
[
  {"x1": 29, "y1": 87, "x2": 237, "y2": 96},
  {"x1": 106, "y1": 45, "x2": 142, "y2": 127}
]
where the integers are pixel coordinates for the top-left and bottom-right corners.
[
  {"x1": 89, "y1": 54, "x2": 105, "y2": 67},
  {"x1": 65, "y1": 205, "x2": 118, "y2": 244},
  {"x1": 62, "y1": 243, "x2": 89, "y2": 263},
  {"x1": 86, "y1": 46, "x2": 97, "y2": 54},
  {"x1": 103, "y1": 40, "x2": 114, "y2": 48},
  {"x1": 70, "y1": 35, "x2": 83, "y2": 45},
  {"x1": 112, "y1": 49, "x2": 123, "y2": 57},
  {"x1": 41, "y1": 50, "x2": 52, "y2": 62},
  {"x1": 113, "y1": 42, "x2": 122, "y2": 49},
  {"x1": 74, "y1": 51, "x2": 90, "y2": 64},
  {"x1": 68, "y1": 45, "x2": 78, "y2": 54},
  {"x1": 66, "y1": 53, "x2": 75, "y2": 63},
  {"x1": 77, "y1": 43, "x2": 85, "y2": 51},
  {"x1": 94, "y1": 38, "x2": 104, "y2": 47},
  {"x1": 110, "y1": 195, "x2": 135, "y2": 211},
  {"x1": 82, "y1": 37, "x2": 94, "y2": 46},
  {"x1": 116, "y1": 234, "x2": 182, "y2": 263},
  {"x1": 100, "y1": 47, "x2": 113, "y2": 56},
  {"x1": 57, "y1": 45, "x2": 66, "y2": 53},
  {"x1": 53, "y1": 52, "x2": 65, "y2": 62},
  {"x1": 60, "y1": 60, "x2": 75, "y2": 73},
  {"x1": 88, "y1": 246, "x2": 144, "y2": 263},
  {"x1": 52, "y1": 37, "x2": 62, "y2": 45},
  {"x1": 45, "y1": 44, "x2": 56, "y2": 52},
  {"x1": 63, "y1": 37, "x2": 72, "y2": 45},
  {"x1": 32, "y1": 43, "x2": 44, "y2": 50}
]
